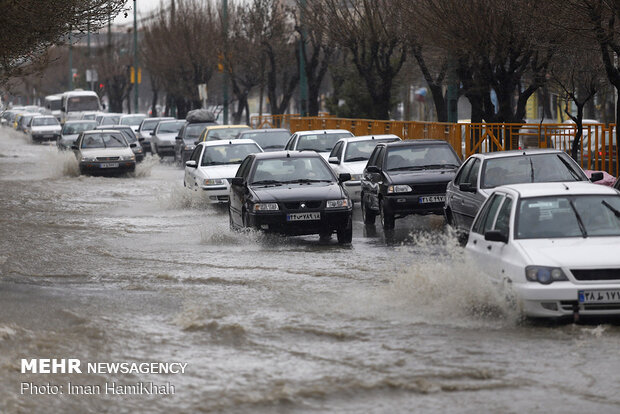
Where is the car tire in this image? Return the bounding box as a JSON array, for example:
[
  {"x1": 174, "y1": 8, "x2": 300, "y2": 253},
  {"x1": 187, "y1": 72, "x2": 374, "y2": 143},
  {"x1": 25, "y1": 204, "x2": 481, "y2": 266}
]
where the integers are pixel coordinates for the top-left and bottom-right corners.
[
  {"x1": 380, "y1": 199, "x2": 395, "y2": 230},
  {"x1": 361, "y1": 195, "x2": 376, "y2": 225},
  {"x1": 337, "y1": 216, "x2": 353, "y2": 244}
]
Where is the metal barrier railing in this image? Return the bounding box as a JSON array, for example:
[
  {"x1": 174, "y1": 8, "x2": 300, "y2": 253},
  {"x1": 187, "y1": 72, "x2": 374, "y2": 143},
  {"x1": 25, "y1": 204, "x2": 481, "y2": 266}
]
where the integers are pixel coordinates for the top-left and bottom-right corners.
[{"x1": 250, "y1": 114, "x2": 619, "y2": 176}]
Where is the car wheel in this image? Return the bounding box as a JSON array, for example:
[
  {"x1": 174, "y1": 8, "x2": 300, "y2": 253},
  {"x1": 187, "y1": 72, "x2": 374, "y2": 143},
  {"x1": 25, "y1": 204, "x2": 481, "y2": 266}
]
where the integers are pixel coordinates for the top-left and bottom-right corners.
[
  {"x1": 379, "y1": 199, "x2": 395, "y2": 230},
  {"x1": 337, "y1": 216, "x2": 353, "y2": 244},
  {"x1": 361, "y1": 195, "x2": 376, "y2": 225}
]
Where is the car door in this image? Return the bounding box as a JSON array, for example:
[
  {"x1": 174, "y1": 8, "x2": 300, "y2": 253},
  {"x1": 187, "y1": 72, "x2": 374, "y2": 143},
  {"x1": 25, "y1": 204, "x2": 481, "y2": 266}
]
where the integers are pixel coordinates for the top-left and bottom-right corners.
[
  {"x1": 459, "y1": 157, "x2": 484, "y2": 231},
  {"x1": 185, "y1": 145, "x2": 203, "y2": 188},
  {"x1": 230, "y1": 156, "x2": 253, "y2": 225},
  {"x1": 363, "y1": 146, "x2": 385, "y2": 210},
  {"x1": 467, "y1": 193, "x2": 510, "y2": 282},
  {"x1": 448, "y1": 157, "x2": 475, "y2": 228}
]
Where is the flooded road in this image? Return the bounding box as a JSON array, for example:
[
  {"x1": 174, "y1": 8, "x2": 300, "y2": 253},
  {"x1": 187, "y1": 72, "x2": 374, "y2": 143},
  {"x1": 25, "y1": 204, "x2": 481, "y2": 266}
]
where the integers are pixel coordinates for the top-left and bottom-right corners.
[{"x1": 1, "y1": 128, "x2": 619, "y2": 413}]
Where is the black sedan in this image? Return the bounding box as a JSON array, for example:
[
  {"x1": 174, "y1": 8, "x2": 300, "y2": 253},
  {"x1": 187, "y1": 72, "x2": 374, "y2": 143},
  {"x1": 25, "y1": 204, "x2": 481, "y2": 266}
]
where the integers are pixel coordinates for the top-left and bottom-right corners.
[
  {"x1": 229, "y1": 151, "x2": 353, "y2": 243},
  {"x1": 361, "y1": 140, "x2": 461, "y2": 230}
]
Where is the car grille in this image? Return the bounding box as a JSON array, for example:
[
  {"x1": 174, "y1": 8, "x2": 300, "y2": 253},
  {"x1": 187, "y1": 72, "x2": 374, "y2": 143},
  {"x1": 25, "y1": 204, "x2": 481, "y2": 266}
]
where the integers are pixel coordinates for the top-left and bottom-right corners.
[
  {"x1": 284, "y1": 201, "x2": 322, "y2": 210},
  {"x1": 411, "y1": 183, "x2": 449, "y2": 194},
  {"x1": 571, "y1": 269, "x2": 620, "y2": 281},
  {"x1": 96, "y1": 156, "x2": 120, "y2": 161}
]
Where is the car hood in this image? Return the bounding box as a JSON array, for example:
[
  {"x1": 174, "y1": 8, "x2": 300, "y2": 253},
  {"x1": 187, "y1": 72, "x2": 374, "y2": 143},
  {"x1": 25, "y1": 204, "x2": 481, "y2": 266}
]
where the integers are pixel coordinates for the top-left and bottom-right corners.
[
  {"x1": 516, "y1": 237, "x2": 620, "y2": 268},
  {"x1": 252, "y1": 182, "x2": 345, "y2": 203},
  {"x1": 196, "y1": 164, "x2": 239, "y2": 178},
  {"x1": 341, "y1": 161, "x2": 367, "y2": 175},
  {"x1": 80, "y1": 147, "x2": 134, "y2": 157},
  {"x1": 386, "y1": 169, "x2": 457, "y2": 185}
]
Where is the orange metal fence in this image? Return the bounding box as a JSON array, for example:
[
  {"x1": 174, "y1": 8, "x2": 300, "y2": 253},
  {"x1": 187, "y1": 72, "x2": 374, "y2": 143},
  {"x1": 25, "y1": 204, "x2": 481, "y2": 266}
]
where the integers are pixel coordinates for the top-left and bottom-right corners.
[{"x1": 250, "y1": 114, "x2": 619, "y2": 176}]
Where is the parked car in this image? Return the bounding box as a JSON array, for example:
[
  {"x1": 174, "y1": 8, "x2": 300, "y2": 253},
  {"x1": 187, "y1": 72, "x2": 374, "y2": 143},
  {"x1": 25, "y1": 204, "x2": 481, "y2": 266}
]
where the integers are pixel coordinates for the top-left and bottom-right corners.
[
  {"x1": 235, "y1": 129, "x2": 291, "y2": 152},
  {"x1": 119, "y1": 114, "x2": 147, "y2": 132},
  {"x1": 27, "y1": 115, "x2": 62, "y2": 142},
  {"x1": 151, "y1": 119, "x2": 186, "y2": 157},
  {"x1": 229, "y1": 151, "x2": 353, "y2": 243},
  {"x1": 284, "y1": 129, "x2": 354, "y2": 160},
  {"x1": 184, "y1": 139, "x2": 263, "y2": 204},
  {"x1": 360, "y1": 140, "x2": 461, "y2": 230},
  {"x1": 174, "y1": 120, "x2": 219, "y2": 166},
  {"x1": 328, "y1": 134, "x2": 401, "y2": 203},
  {"x1": 95, "y1": 125, "x2": 144, "y2": 162},
  {"x1": 136, "y1": 117, "x2": 174, "y2": 153},
  {"x1": 58, "y1": 120, "x2": 97, "y2": 150},
  {"x1": 445, "y1": 149, "x2": 594, "y2": 240},
  {"x1": 72, "y1": 130, "x2": 136, "y2": 175},
  {"x1": 196, "y1": 125, "x2": 251, "y2": 143},
  {"x1": 466, "y1": 182, "x2": 620, "y2": 319}
]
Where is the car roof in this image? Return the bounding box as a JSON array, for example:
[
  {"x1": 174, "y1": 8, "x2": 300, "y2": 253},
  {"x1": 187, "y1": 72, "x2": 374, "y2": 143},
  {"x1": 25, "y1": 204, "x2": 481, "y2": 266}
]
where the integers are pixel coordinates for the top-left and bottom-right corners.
[
  {"x1": 201, "y1": 138, "x2": 260, "y2": 147},
  {"x1": 495, "y1": 182, "x2": 618, "y2": 198},
  {"x1": 295, "y1": 129, "x2": 352, "y2": 136},
  {"x1": 253, "y1": 150, "x2": 324, "y2": 160},
  {"x1": 119, "y1": 113, "x2": 146, "y2": 118},
  {"x1": 95, "y1": 124, "x2": 131, "y2": 129},
  {"x1": 31, "y1": 115, "x2": 56, "y2": 119},
  {"x1": 337, "y1": 134, "x2": 400, "y2": 143},
  {"x1": 473, "y1": 148, "x2": 565, "y2": 159},
  {"x1": 83, "y1": 129, "x2": 123, "y2": 135},
  {"x1": 204, "y1": 125, "x2": 249, "y2": 130},
  {"x1": 238, "y1": 128, "x2": 289, "y2": 134},
  {"x1": 379, "y1": 139, "x2": 452, "y2": 147}
]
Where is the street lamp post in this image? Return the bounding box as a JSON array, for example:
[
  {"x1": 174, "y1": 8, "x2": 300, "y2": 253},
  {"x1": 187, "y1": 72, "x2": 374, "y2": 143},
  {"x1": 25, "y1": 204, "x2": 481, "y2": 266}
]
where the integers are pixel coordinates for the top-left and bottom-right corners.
[
  {"x1": 299, "y1": 0, "x2": 308, "y2": 117},
  {"x1": 223, "y1": 0, "x2": 228, "y2": 124},
  {"x1": 133, "y1": 0, "x2": 139, "y2": 114}
]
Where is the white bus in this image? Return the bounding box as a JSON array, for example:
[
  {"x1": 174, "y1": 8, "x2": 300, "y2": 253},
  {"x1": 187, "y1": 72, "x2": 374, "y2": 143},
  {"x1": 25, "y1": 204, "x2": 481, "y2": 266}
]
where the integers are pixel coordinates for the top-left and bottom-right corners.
[
  {"x1": 44, "y1": 95, "x2": 62, "y2": 120},
  {"x1": 60, "y1": 90, "x2": 101, "y2": 123}
]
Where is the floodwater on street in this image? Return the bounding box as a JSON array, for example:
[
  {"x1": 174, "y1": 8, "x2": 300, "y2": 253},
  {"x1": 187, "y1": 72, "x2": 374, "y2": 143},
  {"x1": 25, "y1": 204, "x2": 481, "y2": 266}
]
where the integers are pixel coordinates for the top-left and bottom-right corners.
[{"x1": 0, "y1": 128, "x2": 619, "y2": 413}]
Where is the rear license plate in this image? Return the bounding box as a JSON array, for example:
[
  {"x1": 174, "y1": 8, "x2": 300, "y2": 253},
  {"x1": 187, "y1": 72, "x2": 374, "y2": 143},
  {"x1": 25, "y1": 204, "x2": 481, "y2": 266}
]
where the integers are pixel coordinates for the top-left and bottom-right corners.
[
  {"x1": 100, "y1": 163, "x2": 119, "y2": 168},
  {"x1": 419, "y1": 195, "x2": 446, "y2": 203},
  {"x1": 43, "y1": 135, "x2": 53, "y2": 139},
  {"x1": 578, "y1": 290, "x2": 620, "y2": 303},
  {"x1": 287, "y1": 212, "x2": 321, "y2": 221}
]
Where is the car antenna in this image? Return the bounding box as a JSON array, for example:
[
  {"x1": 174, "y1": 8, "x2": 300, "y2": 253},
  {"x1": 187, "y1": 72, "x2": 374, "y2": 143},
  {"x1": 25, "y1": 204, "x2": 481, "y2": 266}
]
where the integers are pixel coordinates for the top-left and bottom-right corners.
[
  {"x1": 563, "y1": 183, "x2": 569, "y2": 190},
  {"x1": 372, "y1": 136, "x2": 375, "y2": 139},
  {"x1": 286, "y1": 152, "x2": 290, "y2": 158},
  {"x1": 229, "y1": 140, "x2": 232, "y2": 145}
]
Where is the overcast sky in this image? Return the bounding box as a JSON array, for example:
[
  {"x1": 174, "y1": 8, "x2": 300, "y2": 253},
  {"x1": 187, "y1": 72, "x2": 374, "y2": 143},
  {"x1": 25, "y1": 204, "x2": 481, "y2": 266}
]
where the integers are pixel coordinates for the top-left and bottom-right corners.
[{"x1": 113, "y1": 0, "x2": 166, "y2": 26}]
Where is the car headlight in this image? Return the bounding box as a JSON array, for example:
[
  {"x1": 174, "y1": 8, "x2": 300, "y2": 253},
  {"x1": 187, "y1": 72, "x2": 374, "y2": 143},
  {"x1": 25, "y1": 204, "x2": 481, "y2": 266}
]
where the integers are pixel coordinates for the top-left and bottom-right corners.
[
  {"x1": 525, "y1": 266, "x2": 568, "y2": 285},
  {"x1": 326, "y1": 199, "x2": 350, "y2": 208},
  {"x1": 119, "y1": 154, "x2": 135, "y2": 161},
  {"x1": 184, "y1": 144, "x2": 195, "y2": 151},
  {"x1": 253, "y1": 203, "x2": 279, "y2": 211},
  {"x1": 387, "y1": 185, "x2": 412, "y2": 193},
  {"x1": 349, "y1": 174, "x2": 362, "y2": 181},
  {"x1": 81, "y1": 156, "x2": 98, "y2": 162},
  {"x1": 203, "y1": 178, "x2": 226, "y2": 186}
]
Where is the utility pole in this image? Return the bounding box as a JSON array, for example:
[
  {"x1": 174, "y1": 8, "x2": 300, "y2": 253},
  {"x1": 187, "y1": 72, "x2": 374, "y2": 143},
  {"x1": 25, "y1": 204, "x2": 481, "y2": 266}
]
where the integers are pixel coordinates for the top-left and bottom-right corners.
[
  {"x1": 68, "y1": 30, "x2": 73, "y2": 90},
  {"x1": 299, "y1": 0, "x2": 308, "y2": 116},
  {"x1": 133, "y1": 0, "x2": 139, "y2": 114},
  {"x1": 222, "y1": 0, "x2": 228, "y2": 125}
]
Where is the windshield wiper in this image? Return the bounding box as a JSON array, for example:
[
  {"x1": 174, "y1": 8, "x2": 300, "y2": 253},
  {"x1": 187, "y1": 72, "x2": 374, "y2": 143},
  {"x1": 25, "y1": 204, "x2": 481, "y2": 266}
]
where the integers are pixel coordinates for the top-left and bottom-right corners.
[
  {"x1": 602, "y1": 200, "x2": 620, "y2": 218},
  {"x1": 424, "y1": 163, "x2": 461, "y2": 169},
  {"x1": 556, "y1": 155, "x2": 582, "y2": 181},
  {"x1": 251, "y1": 179, "x2": 282, "y2": 186},
  {"x1": 344, "y1": 157, "x2": 369, "y2": 162},
  {"x1": 261, "y1": 145, "x2": 283, "y2": 149},
  {"x1": 282, "y1": 179, "x2": 332, "y2": 184},
  {"x1": 569, "y1": 199, "x2": 588, "y2": 238},
  {"x1": 529, "y1": 157, "x2": 535, "y2": 183},
  {"x1": 387, "y1": 166, "x2": 425, "y2": 171}
]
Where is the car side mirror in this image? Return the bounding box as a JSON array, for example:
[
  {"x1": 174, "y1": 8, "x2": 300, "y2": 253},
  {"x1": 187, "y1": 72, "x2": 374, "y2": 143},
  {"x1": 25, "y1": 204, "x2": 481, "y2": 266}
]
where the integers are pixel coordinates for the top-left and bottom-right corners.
[
  {"x1": 138, "y1": 137, "x2": 145, "y2": 142},
  {"x1": 484, "y1": 230, "x2": 508, "y2": 243},
  {"x1": 338, "y1": 173, "x2": 351, "y2": 183},
  {"x1": 150, "y1": 131, "x2": 155, "y2": 136},
  {"x1": 590, "y1": 172, "x2": 604, "y2": 182},
  {"x1": 231, "y1": 177, "x2": 244, "y2": 186},
  {"x1": 328, "y1": 156, "x2": 340, "y2": 165},
  {"x1": 71, "y1": 145, "x2": 78, "y2": 150},
  {"x1": 185, "y1": 160, "x2": 197, "y2": 168},
  {"x1": 130, "y1": 143, "x2": 137, "y2": 148},
  {"x1": 175, "y1": 136, "x2": 182, "y2": 140},
  {"x1": 459, "y1": 183, "x2": 477, "y2": 193},
  {"x1": 366, "y1": 165, "x2": 381, "y2": 174}
]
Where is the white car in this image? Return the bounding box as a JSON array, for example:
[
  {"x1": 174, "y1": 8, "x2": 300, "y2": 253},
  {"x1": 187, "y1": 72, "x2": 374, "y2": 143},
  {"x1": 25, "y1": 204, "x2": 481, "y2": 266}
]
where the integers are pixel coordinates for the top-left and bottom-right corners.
[
  {"x1": 184, "y1": 139, "x2": 263, "y2": 204},
  {"x1": 466, "y1": 182, "x2": 620, "y2": 319},
  {"x1": 27, "y1": 115, "x2": 62, "y2": 142},
  {"x1": 284, "y1": 129, "x2": 353, "y2": 160},
  {"x1": 327, "y1": 134, "x2": 401, "y2": 202},
  {"x1": 58, "y1": 120, "x2": 97, "y2": 150},
  {"x1": 73, "y1": 130, "x2": 137, "y2": 175},
  {"x1": 119, "y1": 113, "x2": 147, "y2": 132}
]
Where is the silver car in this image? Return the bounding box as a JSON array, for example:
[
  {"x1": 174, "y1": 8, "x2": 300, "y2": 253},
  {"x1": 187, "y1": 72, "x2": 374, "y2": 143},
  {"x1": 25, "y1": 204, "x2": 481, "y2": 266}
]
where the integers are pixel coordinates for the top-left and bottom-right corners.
[
  {"x1": 27, "y1": 115, "x2": 62, "y2": 142},
  {"x1": 58, "y1": 120, "x2": 97, "y2": 150}
]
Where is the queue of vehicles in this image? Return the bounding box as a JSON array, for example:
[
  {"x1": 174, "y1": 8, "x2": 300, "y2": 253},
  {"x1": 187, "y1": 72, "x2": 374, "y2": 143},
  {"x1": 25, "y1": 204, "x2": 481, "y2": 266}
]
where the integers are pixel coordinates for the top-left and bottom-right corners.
[{"x1": 2, "y1": 99, "x2": 620, "y2": 320}]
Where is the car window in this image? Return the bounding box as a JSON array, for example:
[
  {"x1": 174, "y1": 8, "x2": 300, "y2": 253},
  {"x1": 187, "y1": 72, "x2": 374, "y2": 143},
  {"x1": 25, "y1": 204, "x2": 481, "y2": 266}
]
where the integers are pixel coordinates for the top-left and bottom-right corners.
[
  {"x1": 236, "y1": 156, "x2": 252, "y2": 178},
  {"x1": 285, "y1": 134, "x2": 297, "y2": 150},
  {"x1": 385, "y1": 144, "x2": 460, "y2": 171},
  {"x1": 251, "y1": 157, "x2": 335, "y2": 183},
  {"x1": 81, "y1": 133, "x2": 126, "y2": 149},
  {"x1": 376, "y1": 147, "x2": 386, "y2": 169},
  {"x1": 201, "y1": 143, "x2": 261, "y2": 166},
  {"x1": 296, "y1": 132, "x2": 353, "y2": 152},
  {"x1": 472, "y1": 193, "x2": 504, "y2": 234},
  {"x1": 344, "y1": 139, "x2": 397, "y2": 162},
  {"x1": 190, "y1": 146, "x2": 202, "y2": 163},
  {"x1": 367, "y1": 146, "x2": 381, "y2": 167},
  {"x1": 239, "y1": 131, "x2": 290, "y2": 149},
  {"x1": 465, "y1": 158, "x2": 481, "y2": 186},
  {"x1": 331, "y1": 141, "x2": 344, "y2": 160},
  {"x1": 454, "y1": 158, "x2": 474, "y2": 186},
  {"x1": 494, "y1": 197, "x2": 513, "y2": 237}
]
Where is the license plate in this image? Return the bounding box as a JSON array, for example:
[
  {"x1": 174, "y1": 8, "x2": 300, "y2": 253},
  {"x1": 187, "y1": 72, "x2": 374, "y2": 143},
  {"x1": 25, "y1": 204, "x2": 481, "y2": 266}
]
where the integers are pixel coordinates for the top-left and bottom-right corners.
[
  {"x1": 100, "y1": 163, "x2": 119, "y2": 168},
  {"x1": 419, "y1": 195, "x2": 446, "y2": 203},
  {"x1": 43, "y1": 135, "x2": 53, "y2": 139},
  {"x1": 578, "y1": 290, "x2": 620, "y2": 303},
  {"x1": 287, "y1": 212, "x2": 320, "y2": 221}
]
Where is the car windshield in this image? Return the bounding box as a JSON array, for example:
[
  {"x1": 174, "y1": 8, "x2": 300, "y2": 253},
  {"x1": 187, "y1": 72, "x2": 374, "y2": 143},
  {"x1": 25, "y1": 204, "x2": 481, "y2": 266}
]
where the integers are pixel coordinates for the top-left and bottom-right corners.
[
  {"x1": 47, "y1": 100, "x2": 62, "y2": 111},
  {"x1": 81, "y1": 133, "x2": 127, "y2": 149},
  {"x1": 62, "y1": 122, "x2": 96, "y2": 134},
  {"x1": 201, "y1": 143, "x2": 261, "y2": 166},
  {"x1": 239, "y1": 131, "x2": 290, "y2": 149},
  {"x1": 158, "y1": 121, "x2": 185, "y2": 133},
  {"x1": 251, "y1": 157, "x2": 335, "y2": 184},
  {"x1": 385, "y1": 144, "x2": 460, "y2": 171},
  {"x1": 205, "y1": 127, "x2": 250, "y2": 141},
  {"x1": 141, "y1": 119, "x2": 160, "y2": 131},
  {"x1": 185, "y1": 123, "x2": 209, "y2": 139},
  {"x1": 516, "y1": 195, "x2": 620, "y2": 239},
  {"x1": 120, "y1": 115, "x2": 145, "y2": 126},
  {"x1": 115, "y1": 129, "x2": 137, "y2": 143},
  {"x1": 344, "y1": 139, "x2": 398, "y2": 162},
  {"x1": 67, "y1": 96, "x2": 99, "y2": 111},
  {"x1": 99, "y1": 116, "x2": 120, "y2": 125},
  {"x1": 481, "y1": 154, "x2": 586, "y2": 189},
  {"x1": 82, "y1": 113, "x2": 97, "y2": 120},
  {"x1": 296, "y1": 132, "x2": 353, "y2": 152},
  {"x1": 32, "y1": 117, "x2": 59, "y2": 126}
]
